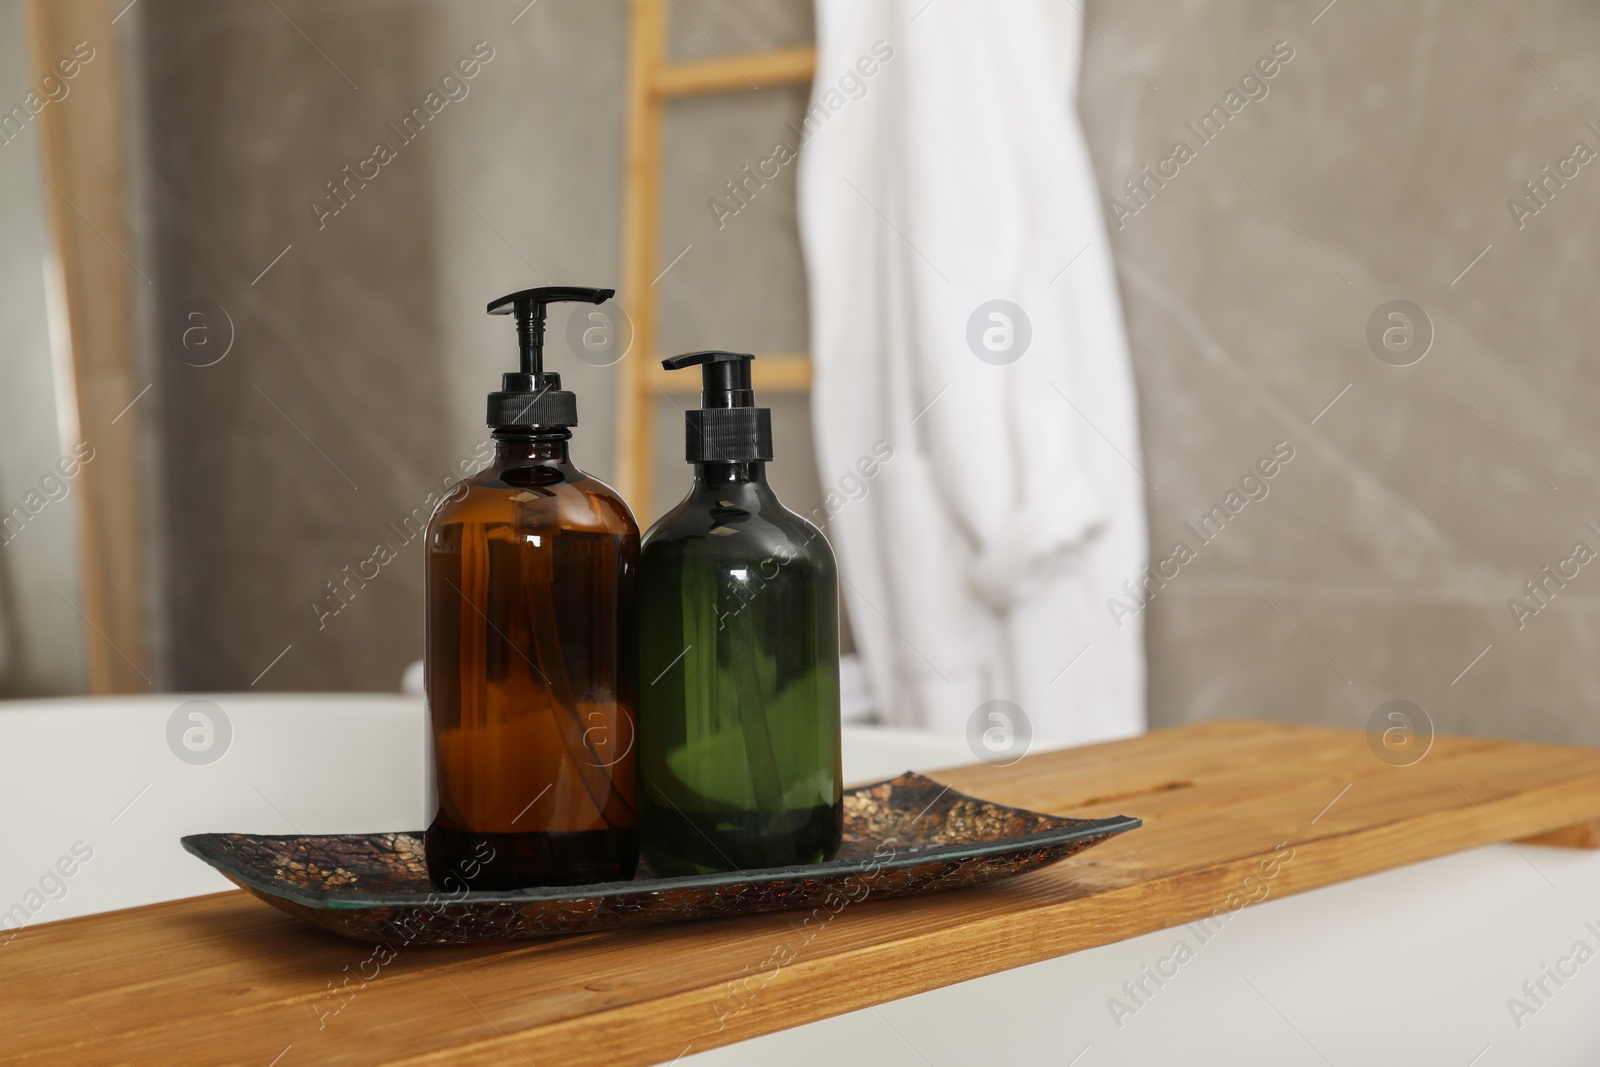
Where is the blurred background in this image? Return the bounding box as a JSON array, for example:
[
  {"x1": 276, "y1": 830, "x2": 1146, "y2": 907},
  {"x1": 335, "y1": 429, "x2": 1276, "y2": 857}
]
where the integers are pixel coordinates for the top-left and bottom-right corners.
[{"x1": 4, "y1": 0, "x2": 1597, "y2": 745}]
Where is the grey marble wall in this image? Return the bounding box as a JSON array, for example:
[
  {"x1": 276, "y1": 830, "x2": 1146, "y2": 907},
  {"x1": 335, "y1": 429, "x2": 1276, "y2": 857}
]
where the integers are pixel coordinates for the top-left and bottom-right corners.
[
  {"x1": 1080, "y1": 0, "x2": 1600, "y2": 744},
  {"x1": 129, "y1": 0, "x2": 1600, "y2": 746},
  {"x1": 139, "y1": 0, "x2": 459, "y2": 690},
  {"x1": 133, "y1": 0, "x2": 822, "y2": 691}
]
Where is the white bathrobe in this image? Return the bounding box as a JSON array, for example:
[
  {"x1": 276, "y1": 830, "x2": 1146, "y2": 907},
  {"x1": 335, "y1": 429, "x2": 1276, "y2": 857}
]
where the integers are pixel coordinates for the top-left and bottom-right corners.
[{"x1": 797, "y1": 0, "x2": 1147, "y2": 746}]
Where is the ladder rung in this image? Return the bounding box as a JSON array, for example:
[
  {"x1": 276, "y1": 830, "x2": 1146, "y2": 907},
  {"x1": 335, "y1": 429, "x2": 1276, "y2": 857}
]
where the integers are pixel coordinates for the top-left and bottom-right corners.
[{"x1": 653, "y1": 45, "x2": 816, "y2": 99}]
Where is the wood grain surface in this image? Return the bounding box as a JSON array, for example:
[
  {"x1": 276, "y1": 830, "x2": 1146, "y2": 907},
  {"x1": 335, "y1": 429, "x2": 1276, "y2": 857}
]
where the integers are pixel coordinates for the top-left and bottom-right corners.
[{"x1": 6, "y1": 720, "x2": 1600, "y2": 1066}]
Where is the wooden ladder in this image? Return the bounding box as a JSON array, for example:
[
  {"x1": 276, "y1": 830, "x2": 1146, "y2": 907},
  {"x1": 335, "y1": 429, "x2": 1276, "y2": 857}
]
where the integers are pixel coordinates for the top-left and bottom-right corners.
[{"x1": 616, "y1": 0, "x2": 818, "y2": 519}]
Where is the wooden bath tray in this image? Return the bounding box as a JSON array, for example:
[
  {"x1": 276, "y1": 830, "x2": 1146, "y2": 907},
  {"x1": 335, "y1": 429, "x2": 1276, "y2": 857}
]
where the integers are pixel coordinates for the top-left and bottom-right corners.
[{"x1": 7, "y1": 720, "x2": 1600, "y2": 1066}]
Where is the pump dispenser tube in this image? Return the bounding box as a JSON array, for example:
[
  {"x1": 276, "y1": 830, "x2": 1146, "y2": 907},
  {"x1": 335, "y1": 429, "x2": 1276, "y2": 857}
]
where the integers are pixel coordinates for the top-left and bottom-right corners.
[
  {"x1": 637, "y1": 351, "x2": 843, "y2": 875},
  {"x1": 424, "y1": 286, "x2": 640, "y2": 890}
]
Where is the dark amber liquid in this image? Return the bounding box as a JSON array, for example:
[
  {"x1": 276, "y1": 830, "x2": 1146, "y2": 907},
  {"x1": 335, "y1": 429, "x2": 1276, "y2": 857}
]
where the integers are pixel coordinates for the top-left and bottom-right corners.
[{"x1": 424, "y1": 433, "x2": 638, "y2": 889}]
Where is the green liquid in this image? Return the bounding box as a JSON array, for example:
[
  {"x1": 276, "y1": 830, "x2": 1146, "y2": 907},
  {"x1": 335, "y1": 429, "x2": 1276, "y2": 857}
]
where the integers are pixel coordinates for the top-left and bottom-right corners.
[{"x1": 637, "y1": 464, "x2": 843, "y2": 875}]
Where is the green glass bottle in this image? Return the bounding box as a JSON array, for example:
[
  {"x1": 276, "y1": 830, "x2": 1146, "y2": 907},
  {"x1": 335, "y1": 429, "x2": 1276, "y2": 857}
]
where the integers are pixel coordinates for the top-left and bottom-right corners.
[{"x1": 638, "y1": 351, "x2": 842, "y2": 876}]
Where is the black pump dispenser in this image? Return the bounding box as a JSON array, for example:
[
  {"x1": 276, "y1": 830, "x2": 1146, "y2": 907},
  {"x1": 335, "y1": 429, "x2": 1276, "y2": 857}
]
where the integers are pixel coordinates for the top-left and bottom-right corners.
[
  {"x1": 485, "y1": 286, "x2": 613, "y2": 430},
  {"x1": 661, "y1": 350, "x2": 773, "y2": 463}
]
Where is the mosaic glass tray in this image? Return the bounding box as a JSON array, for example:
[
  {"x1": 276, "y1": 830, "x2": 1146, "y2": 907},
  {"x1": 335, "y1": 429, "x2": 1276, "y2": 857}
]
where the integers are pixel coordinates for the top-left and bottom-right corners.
[{"x1": 181, "y1": 772, "x2": 1139, "y2": 945}]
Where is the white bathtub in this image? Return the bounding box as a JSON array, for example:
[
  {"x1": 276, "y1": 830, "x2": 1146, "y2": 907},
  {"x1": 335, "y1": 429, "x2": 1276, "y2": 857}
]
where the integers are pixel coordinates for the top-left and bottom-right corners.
[{"x1": 677, "y1": 841, "x2": 1600, "y2": 1066}]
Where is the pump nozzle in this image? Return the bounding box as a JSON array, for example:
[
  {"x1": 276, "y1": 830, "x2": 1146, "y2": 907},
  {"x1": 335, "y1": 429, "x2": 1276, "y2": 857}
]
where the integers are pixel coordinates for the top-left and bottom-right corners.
[
  {"x1": 661, "y1": 350, "x2": 772, "y2": 463},
  {"x1": 489, "y1": 286, "x2": 613, "y2": 376},
  {"x1": 661, "y1": 350, "x2": 757, "y2": 409},
  {"x1": 485, "y1": 286, "x2": 614, "y2": 430}
]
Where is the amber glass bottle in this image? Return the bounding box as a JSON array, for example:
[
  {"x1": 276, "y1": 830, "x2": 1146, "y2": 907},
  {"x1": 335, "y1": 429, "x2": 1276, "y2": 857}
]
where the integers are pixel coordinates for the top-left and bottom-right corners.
[{"x1": 424, "y1": 287, "x2": 639, "y2": 890}]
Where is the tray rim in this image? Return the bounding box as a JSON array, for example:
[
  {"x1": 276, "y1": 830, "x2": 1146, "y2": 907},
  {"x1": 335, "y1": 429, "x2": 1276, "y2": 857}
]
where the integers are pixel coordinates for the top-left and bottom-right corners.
[{"x1": 180, "y1": 771, "x2": 1140, "y2": 912}]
